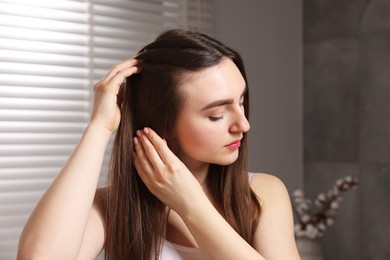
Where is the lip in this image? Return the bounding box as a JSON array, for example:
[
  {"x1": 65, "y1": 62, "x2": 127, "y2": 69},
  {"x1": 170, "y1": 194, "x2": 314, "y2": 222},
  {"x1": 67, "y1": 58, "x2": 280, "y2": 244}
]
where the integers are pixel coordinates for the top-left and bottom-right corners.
[{"x1": 225, "y1": 140, "x2": 241, "y2": 149}]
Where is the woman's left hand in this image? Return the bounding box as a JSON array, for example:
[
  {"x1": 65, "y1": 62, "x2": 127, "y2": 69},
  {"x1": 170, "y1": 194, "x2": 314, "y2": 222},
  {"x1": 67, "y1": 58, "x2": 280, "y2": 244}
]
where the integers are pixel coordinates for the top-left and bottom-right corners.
[
  {"x1": 133, "y1": 129, "x2": 273, "y2": 260},
  {"x1": 132, "y1": 127, "x2": 204, "y2": 214}
]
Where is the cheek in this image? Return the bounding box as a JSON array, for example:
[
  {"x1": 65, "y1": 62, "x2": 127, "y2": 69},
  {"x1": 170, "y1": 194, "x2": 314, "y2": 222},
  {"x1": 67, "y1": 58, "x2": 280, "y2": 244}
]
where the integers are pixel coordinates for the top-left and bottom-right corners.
[
  {"x1": 175, "y1": 119, "x2": 220, "y2": 152},
  {"x1": 178, "y1": 123, "x2": 210, "y2": 147}
]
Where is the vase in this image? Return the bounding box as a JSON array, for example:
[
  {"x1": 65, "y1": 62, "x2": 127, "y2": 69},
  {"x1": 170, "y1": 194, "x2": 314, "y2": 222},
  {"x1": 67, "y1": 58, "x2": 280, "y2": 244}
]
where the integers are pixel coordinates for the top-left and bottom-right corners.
[{"x1": 296, "y1": 238, "x2": 324, "y2": 260}]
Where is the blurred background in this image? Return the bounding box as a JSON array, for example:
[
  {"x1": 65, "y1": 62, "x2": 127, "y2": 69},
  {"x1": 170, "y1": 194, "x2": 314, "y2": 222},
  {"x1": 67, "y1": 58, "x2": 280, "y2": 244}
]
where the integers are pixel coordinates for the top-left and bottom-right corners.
[{"x1": 0, "y1": 0, "x2": 389, "y2": 259}]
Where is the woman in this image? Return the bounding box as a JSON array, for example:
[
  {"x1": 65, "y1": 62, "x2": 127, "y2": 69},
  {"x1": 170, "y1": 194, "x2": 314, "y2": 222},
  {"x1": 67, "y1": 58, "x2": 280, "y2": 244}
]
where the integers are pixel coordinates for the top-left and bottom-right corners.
[{"x1": 18, "y1": 30, "x2": 300, "y2": 259}]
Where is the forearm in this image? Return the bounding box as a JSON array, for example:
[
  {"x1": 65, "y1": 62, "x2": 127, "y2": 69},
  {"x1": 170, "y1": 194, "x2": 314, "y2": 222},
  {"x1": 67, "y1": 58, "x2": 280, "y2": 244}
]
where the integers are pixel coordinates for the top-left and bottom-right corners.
[
  {"x1": 182, "y1": 196, "x2": 266, "y2": 260},
  {"x1": 18, "y1": 124, "x2": 111, "y2": 259}
]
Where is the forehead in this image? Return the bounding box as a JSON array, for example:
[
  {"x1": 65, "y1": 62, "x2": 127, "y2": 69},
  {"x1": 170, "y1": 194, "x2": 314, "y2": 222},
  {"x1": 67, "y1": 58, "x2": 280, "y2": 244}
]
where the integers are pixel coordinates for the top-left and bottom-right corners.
[{"x1": 179, "y1": 59, "x2": 246, "y2": 106}]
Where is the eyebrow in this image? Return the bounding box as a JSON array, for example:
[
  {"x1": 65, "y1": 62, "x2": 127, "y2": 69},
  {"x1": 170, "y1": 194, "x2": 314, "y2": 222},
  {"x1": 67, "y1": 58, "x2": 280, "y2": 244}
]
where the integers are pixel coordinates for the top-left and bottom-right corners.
[
  {"x1": 201, "y1": 99, "x2": 233, "y2": 111},
  {"x1": 201, "y1": 86, "x2": 247, "y2": 111}
]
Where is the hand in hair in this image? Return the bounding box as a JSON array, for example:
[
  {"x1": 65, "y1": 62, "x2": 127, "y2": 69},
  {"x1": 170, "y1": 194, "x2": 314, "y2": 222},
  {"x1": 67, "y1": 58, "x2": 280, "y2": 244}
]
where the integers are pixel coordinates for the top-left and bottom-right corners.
[
  {"x1": 89, "y1": 58, "x2": 142, "y2": 133},
  {"x1": 132, "y1": 127, "x2": 204, "y2": 215},
  {"x1": 16, "y1": 60, "x2": 144, "y2": 259},
  {"x1": 132, "y1": 127, "x2": 271, "y2": 260}
]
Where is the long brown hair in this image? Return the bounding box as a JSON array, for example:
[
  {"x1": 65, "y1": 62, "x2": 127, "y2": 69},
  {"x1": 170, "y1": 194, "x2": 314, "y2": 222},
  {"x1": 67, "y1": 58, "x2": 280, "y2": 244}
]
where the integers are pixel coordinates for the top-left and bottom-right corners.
[{"x1": 104, "y1": 29, "x2": 261, "y2": 260}]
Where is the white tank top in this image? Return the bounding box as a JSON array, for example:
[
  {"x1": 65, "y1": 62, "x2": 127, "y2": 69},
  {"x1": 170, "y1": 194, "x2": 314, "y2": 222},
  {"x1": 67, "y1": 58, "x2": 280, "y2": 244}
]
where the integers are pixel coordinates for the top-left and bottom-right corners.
[
  {"x1": 159, "y1": 239, "x2": 204, "y2": 260},
  {"x1": 159, "y1": 172, "x2": 255, "y2": 260}
]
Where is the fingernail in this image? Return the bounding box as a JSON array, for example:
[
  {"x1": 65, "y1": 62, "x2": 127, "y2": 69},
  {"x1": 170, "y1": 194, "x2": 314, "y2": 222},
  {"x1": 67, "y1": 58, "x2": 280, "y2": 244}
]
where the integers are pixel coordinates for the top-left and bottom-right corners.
[
  {"x1": 133, "y1": 137, "x2": 139, "y2": 145},
  {"x1": 143, "y1": 127, "x2": 150, "y2": 134},
  {"x1": 163, "y1": 139, "x2": 167, "y2": 144},
  {"x1": 136, "y1": 130, "x2": 142, "y2": 137}
]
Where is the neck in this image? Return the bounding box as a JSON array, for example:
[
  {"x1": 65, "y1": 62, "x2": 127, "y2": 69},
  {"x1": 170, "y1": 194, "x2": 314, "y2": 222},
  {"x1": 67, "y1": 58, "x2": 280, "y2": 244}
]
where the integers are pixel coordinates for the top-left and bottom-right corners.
[
  {"x1": 187, "y1": 161, "x2": 209, "y2": 186},
  {"x1": 177, "y1": 155, "x2": 209, "y2": 186},
  {"x1": 178, "y1": 157, "x2": 222, "y2": 212},
  {"x1": 184, "y1": 160, "x2": 219, "y2": 207}
]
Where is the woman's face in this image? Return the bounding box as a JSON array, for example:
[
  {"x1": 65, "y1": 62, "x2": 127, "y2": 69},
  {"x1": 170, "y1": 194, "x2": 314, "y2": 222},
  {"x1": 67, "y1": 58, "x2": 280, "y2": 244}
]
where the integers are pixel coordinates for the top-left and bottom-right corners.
[{"x1": 173, "y1": 58, "x2": 250, "y2": 170}]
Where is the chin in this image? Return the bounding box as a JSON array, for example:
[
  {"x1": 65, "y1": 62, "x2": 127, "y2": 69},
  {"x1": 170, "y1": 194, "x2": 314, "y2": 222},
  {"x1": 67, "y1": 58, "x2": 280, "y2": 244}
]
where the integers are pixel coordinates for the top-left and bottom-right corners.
[
  {"x1": 212, "y1": 154, "x2": 239, "y2": 166},
  {"x1": 217, "y1": 161, "x2": 236, "y2": 166}
]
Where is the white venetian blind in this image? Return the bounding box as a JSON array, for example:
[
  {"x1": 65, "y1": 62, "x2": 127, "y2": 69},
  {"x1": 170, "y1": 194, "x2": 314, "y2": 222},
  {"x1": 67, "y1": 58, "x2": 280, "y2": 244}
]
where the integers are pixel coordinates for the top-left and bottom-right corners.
[
  {"x1": 187, "y1": 0, "x2": 214, "y2": 35},
  {"x1": 0, "y1": 2, "x2": 91, "y2": 259},
  {"x1": 0, "y1": 0, "x2": 213, "y2": 259}
]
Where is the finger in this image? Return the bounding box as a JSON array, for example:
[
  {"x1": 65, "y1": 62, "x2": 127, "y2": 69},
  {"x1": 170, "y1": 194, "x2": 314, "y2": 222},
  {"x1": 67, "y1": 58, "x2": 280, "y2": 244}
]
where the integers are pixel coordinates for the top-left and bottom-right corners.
[
  {"x1": 93, "y1": 66, "x2": 141, "y2": 97},
  {"x1": 142, "y1": 127, "x2": 176, "y2": 164},
  {"x1": 103, "y1": 58, "x2": 141, "y2": 81},
  {"x1": 115, "y1": 65, "x2": 142, "y2": 107},
  {"x1": 108, "y1": 66, "x2": 142, "y2": 93},
  {"x1": 137, "y1": 129, "x2": 166, "y2": 170},
  {"x1": 117, "y1": 80, "x2": 125, "y2": 107},
  {"x1": 132, "y1": 151, "x2": 152, "y2": 188},
  {"x1": 133, "y1": 135, "x2": 156, "y2": 176}
]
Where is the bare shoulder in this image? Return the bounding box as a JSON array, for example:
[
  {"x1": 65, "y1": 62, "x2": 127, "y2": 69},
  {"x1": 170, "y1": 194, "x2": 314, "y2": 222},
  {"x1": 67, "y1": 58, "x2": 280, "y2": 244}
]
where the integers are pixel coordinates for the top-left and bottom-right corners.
[
  {"x1": 250, "y1": 173, "x2": 290, "y2": 207},
  {"x1": 77, "y1": 187, "x2": 107, "y2": 258},
  {"x1": 249, "y1": 173, "x2": 300, "y2": 259},
  {"x1": 94, "y1": 186, "x2": 108, "y2": 217},
  {"x1": 92, "y1": 186, "x2": 108, "y2": 231}
]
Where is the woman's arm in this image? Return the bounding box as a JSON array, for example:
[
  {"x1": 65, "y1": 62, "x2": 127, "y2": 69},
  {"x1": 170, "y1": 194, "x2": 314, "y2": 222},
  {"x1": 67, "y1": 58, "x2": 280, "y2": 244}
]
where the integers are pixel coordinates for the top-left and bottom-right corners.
[
  {"x1": 180, "y1": 192, "x2": 267, "y2": 260},
  {"x1": 76, "y1": 192, "x2": 106, "y2": 259},
  {"x1": 17, "y1": 125, "x2": 110, "y2": 260},
  {"x1": 133, "y1": 128, "x2": 266, "y2": 260},
  {"x1": 179, "y1": 174, "x2": 301, "y2": 260},
  {"x1": 17, "y1": 59, "x2": 142, "y2": 259}
]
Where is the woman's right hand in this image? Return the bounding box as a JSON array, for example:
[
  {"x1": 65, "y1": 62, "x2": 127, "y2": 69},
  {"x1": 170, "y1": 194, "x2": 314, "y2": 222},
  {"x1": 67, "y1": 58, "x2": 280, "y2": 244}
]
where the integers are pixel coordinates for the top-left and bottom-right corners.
[
  {"x1": 89, "y1": 58, "x2": 142, "y2": 133},
  {"x1": 133, "y1": 128, "x2": 205, "y2": 216}
]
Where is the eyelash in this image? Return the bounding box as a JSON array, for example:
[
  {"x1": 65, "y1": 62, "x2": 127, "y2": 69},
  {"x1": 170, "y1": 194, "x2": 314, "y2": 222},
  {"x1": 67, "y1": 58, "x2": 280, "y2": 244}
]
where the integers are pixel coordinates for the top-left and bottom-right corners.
[
  {"x1": 208, "y1": 101, "x2": 245, "y2": 122},
  {"x1": 209, "y1": 115, "x2": 224, "y2": 121}
]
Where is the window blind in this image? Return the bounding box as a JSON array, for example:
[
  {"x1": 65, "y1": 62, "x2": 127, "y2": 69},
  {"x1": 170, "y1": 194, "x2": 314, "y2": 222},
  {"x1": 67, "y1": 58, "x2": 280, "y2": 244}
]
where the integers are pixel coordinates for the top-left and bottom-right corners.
[
  {"x1": 187, "y1": 0, "x2": 214, "y2": 35},
  {"x1": 0, "y1": 0, "x2": 212, "y2": 259}
]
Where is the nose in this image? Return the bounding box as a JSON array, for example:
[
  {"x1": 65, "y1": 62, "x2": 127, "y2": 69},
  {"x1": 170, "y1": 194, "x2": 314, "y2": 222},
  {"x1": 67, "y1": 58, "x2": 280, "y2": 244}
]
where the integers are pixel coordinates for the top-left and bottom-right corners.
[{"x1": 229, "y1": 108, "x2": 250, "y2": 133}]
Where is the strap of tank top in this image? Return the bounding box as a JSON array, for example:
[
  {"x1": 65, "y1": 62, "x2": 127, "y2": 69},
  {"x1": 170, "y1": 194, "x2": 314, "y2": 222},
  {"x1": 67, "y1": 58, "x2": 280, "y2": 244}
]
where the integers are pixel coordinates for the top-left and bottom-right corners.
[{"x1": 248, "y1": 172, "x2": 255, "y2": 181}]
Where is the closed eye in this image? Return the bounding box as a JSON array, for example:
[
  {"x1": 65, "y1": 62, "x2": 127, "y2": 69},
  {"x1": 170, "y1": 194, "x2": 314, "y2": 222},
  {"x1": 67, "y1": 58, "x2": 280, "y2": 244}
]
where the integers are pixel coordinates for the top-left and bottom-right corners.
[{"x1": 209, "y1": 115, "x2": 224, "y2": 121}]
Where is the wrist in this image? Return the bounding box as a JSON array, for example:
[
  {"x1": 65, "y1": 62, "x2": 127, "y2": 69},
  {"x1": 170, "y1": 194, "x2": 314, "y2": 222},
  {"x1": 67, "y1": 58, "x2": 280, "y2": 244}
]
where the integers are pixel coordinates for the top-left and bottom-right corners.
[
  {"x1": 179, "y1": 191, "x2": 213, "y2": 221},
  {"x1": 85, "y1": 123, "x2": 113, "y2": 140}
]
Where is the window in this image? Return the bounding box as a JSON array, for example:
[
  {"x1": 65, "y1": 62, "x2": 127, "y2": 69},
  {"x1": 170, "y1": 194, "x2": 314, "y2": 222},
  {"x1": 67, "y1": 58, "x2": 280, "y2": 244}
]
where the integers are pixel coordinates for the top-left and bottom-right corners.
[{"x1": 0, "y1": 0, "x2": 213, "y2": 258}]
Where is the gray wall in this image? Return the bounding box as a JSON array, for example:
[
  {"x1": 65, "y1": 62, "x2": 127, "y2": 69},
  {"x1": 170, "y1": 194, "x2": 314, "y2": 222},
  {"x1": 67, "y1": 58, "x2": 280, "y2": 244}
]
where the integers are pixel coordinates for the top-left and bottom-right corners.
[
  {"x1": 213, "y1": 0, "x2": 303, "y2": 191},
  {"x1": 304, "y1": 0, "x2": 390, "y2": 259}
]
